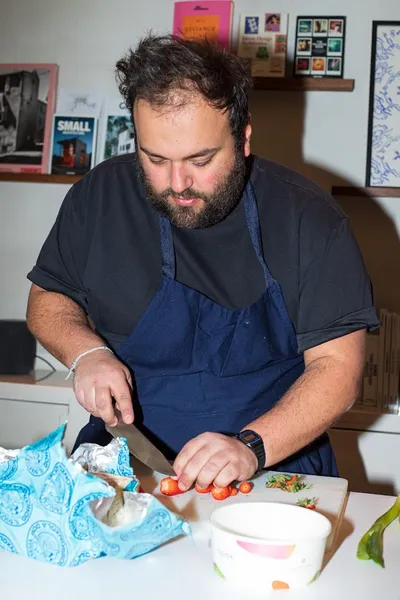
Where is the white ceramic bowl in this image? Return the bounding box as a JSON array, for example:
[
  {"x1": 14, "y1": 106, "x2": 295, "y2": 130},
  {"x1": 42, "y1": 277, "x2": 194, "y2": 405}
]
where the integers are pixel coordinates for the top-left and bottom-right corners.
[{"x1": 210, "y1": 501, "x2": 332, "y2": 592}]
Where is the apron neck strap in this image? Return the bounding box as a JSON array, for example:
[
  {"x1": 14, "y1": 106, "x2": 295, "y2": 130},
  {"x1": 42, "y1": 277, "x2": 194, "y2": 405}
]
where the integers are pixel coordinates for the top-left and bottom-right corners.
[
  {"x1": 158, "y1": 182, "x2": 275, "y2": 285},
  {"x1": 159, "y1": 215, "x2": 175, "y2": 278},
  {"x1": 243, "y1": 182, "x2": 275, "y2": 287}
]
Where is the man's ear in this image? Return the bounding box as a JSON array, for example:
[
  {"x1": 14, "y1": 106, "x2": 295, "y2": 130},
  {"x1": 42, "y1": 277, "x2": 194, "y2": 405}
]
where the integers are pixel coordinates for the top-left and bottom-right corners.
[{"x1": 244, "y1": 121, "x2": 252, "y2": 157}]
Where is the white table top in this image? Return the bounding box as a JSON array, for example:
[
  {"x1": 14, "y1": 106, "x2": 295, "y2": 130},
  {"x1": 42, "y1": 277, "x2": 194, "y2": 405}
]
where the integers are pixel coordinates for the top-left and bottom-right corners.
[{"x1": 1, "y1": 483, "x2": 399, "y2": 600}]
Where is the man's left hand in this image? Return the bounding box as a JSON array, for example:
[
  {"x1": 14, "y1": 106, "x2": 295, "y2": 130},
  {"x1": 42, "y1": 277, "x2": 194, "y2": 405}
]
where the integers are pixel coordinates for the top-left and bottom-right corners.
[{"x1": 173, "y1": 432, "x2": 258, "y2": 492}]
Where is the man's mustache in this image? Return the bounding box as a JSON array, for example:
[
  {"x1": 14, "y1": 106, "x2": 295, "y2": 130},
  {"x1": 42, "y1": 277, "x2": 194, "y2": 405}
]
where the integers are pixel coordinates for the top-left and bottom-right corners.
[{"x1": 160, "y1": 188, "x2": 209, "y2": 202}]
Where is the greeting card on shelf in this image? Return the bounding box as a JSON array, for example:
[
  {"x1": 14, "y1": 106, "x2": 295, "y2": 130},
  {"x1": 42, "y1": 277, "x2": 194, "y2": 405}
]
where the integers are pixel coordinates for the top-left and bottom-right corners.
[
  {"x1": 0, "y1": 64, "x2": 58, "y2": 174},
  {"x1": 173, "y1": 1, "x2": 233, "y2": 49},
  {"x1": 237, "y1": 13, "x2": 288, "y2": 78}
]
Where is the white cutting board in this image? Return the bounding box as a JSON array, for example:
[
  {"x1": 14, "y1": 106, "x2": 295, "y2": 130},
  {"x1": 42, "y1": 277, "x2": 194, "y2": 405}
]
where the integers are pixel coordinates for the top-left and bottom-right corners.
[{"x1": 132, "y1": 461, "x2": 348, "y2": 552}]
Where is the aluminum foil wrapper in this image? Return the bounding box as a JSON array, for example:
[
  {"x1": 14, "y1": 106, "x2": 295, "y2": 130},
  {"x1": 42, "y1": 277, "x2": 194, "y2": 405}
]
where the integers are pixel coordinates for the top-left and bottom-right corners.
[
  {"x1": 70, "y1": 438, "x2": 144, "y2": 527},
  {"x1": 71, "y1": 438, "x2": 138, "y2": 481}
]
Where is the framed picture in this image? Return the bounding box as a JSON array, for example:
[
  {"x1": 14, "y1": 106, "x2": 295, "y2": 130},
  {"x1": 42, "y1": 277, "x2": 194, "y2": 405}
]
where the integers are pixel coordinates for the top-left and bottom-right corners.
[
  {"x1": 366, "y1": 21, "x2": 400, "y2": 187},
  {"x1": 0, "y1": 64, "x2": 58, "y2": 173},
  {"x1": 294, "y1": 16, "x2": 346, "y2": 77}
]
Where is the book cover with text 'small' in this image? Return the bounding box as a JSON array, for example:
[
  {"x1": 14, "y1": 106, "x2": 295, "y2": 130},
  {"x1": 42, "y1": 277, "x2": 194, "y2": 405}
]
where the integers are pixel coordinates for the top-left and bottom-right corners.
[
  {"x1": 49, "y1": 115, "x2": 97, "y2": 176},
  {"x1": 173, "y1": 1, "x2": 233, "y2": 49}
]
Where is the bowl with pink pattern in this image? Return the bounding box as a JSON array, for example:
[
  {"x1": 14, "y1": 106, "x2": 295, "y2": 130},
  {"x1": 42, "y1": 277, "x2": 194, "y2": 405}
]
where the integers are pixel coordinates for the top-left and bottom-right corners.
[{"x1": 210, "y1": 501, "x2": 331, "y2": 592}]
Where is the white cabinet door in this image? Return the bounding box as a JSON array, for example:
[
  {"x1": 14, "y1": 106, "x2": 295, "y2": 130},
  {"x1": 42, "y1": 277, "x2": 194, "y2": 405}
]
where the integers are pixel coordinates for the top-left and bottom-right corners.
[
  {"x1": 329, "y1": 428, "x2": 400, "y2": 495},
  {"x1": 0, "y1": 398, "x2": 69, "y2": 449}
]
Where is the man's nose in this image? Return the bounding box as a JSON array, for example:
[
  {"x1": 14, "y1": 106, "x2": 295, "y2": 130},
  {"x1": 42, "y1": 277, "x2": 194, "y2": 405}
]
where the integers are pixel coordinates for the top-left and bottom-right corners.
[{"x1": 169, "y1": 163, "x2": 193, "y2": 194}]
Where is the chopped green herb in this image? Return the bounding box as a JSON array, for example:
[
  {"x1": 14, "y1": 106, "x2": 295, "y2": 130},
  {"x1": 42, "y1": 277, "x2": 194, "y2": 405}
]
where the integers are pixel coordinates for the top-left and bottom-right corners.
[
  {"x1": 265, "y1": 473, "x2": 312, "y2": 493},
  {"x1": 296, "y1": 496, "x2": 317, "y2": 509}
]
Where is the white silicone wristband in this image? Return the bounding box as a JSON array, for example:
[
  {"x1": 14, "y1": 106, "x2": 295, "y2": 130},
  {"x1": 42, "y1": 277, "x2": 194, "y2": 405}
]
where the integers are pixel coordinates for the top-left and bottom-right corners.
[{"x1": 65, "y1": 346, "x2": 113, "y2": 380}]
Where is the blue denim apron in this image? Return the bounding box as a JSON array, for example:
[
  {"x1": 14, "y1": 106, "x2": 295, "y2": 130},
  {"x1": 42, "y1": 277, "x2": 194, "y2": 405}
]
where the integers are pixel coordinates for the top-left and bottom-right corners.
[{"x1": 73, "y1": 183, "x2": 338, "y2": 476}]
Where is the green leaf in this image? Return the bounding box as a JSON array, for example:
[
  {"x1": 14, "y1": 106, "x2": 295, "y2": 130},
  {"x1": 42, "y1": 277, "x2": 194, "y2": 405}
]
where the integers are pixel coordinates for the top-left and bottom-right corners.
[
  {"x1": 356, "y1": 495, "x2": 400, "y2": 567},
  {"x1": 367, "y1": 530, "x2": 384, "y2": 568},
  {"x1": 213, "y1": 563, "x2": 225, "y2": 579}
]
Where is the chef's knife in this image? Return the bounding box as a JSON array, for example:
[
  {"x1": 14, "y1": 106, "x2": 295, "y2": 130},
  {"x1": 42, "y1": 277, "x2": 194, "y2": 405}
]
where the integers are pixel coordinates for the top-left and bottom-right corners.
[{"x1": 105, "y1": 420, "x2": 175, "y2": 476}]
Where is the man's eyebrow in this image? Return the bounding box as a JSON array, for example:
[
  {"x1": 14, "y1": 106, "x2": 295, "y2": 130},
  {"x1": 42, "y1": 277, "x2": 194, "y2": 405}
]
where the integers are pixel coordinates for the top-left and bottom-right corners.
[{"x1": 139, "y1": 146, "x2": 221, "y2": 160}]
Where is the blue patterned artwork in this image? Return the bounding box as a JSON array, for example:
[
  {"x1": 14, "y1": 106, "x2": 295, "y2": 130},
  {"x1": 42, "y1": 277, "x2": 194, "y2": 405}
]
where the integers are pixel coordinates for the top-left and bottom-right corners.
[{"x1": 366, "y1": 22, "x2": 400, "y2": 187}]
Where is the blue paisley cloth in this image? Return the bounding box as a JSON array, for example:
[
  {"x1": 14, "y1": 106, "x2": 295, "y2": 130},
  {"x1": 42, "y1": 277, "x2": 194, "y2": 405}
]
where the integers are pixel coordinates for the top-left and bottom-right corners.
[{"x1": 0, "y1": 424, "x2": 189, "y2": 567}]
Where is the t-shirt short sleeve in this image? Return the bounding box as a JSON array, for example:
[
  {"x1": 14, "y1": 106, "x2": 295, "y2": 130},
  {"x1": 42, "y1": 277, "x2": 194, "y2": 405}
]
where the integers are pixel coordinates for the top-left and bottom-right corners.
[
  {"x1": 27, "y1": 179, "x2": 89, "y2": 311},
  {"x1": 296, "y1": 209, "x2": 379, "y2": 352}
]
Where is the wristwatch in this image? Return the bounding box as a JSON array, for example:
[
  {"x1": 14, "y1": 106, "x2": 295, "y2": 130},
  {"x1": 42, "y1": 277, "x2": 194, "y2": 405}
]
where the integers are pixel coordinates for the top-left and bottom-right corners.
[{"x1": 234, "y1": 429, "x2": 266, "y2": 471}]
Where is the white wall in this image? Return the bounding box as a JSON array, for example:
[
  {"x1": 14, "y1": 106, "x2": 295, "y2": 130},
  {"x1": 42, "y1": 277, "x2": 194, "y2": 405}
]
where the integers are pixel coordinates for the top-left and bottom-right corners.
[{"x1": 1, "y1": 0, "x2": 400, "y2": 369}]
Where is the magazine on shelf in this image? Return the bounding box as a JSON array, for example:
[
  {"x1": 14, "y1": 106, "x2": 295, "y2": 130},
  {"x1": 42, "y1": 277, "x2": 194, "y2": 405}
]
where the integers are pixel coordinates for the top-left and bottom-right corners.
[{"x1": 0, "y1": 63, "x2": 58, "y2": 174}]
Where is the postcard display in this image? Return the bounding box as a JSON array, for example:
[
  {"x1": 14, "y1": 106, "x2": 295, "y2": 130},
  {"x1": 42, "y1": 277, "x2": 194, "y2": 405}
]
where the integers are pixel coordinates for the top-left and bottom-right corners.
[
  {"x1": 294, "y1": 16, "x2": 346, "y2": 77},
  {"x1": 0, "y1": 64, "x2": 58, "y2": 173}
]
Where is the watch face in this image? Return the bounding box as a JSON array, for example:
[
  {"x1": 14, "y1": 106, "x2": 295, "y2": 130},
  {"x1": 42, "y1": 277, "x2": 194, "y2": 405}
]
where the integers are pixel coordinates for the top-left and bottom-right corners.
[{"x1": 242, "y1": 431, "x2": 258, "y2": 443}]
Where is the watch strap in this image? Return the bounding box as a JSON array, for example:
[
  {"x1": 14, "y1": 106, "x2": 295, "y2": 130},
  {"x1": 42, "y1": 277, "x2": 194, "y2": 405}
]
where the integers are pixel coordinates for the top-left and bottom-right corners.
[{"x1": 234, "y1": 429, "x2": 265, "y2": 471}]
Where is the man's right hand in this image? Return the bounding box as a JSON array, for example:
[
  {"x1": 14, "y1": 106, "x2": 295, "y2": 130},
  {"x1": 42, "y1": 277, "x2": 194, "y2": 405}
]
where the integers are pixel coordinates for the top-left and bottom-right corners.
[{"x1": 73, "y1": 350, "x2": 134, "y2": 427}]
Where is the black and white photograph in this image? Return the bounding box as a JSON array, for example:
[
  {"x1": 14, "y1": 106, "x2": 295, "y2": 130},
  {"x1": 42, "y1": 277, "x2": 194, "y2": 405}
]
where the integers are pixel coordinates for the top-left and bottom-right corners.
[{"x1": 0, "y1": 64, "x2": 58, "y2": 173}]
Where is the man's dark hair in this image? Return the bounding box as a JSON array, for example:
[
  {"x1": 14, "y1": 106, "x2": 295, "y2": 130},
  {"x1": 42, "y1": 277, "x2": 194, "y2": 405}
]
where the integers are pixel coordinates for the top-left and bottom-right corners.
[{"x1": 115, "y1": 34, "x2": 253, "y2": 143}]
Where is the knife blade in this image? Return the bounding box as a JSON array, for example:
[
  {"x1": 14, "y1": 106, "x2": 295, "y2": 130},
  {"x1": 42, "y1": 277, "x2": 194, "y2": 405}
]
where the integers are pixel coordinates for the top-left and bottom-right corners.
[{"x1": 105, "y1": 420, "x2": 175, "y2": 476}]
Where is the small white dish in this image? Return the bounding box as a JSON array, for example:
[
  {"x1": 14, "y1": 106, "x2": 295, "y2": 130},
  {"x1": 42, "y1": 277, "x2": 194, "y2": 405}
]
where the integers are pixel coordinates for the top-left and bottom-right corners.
[{"x1": 210, "y1": 501, "x2": 332, "y2": 592}]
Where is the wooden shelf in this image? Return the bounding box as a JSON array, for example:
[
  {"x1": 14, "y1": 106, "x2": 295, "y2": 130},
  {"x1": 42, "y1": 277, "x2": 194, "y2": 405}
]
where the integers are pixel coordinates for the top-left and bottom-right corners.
[
  {"x1": 252, "y1": 77, "x2": 355, "y2": 92},
  {"x1": 332, "y1": 186, "x2": 400, "y2": 198},
  {"x1": 0, "y1": 173, "x2": 81, "y2": 184}
]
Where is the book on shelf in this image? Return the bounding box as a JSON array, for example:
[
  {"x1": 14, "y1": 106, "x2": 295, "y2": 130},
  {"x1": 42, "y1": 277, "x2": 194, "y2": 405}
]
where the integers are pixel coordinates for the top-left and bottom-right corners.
[
  {"x1": 354, "y1": 308, "x2": 400, "y2": 415},
  {"x1": 293, "y1": 16, "x2": 346, "y2": 78},
  {"x1": 237, "y1": 12, "x2": 288, "y2": 77},
  {"x1": 49, "y1": 115, "x2": 97, "y2": 176},
  {"x1": 173, "y1": 1, "x2": 234, "y2": 49}
]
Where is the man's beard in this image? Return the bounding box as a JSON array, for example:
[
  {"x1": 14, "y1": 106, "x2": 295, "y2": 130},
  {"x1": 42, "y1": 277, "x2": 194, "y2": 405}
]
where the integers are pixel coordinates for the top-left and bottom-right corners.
[{"x1": 137, "y1": 149, "x2": 247, "y2": 229}]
